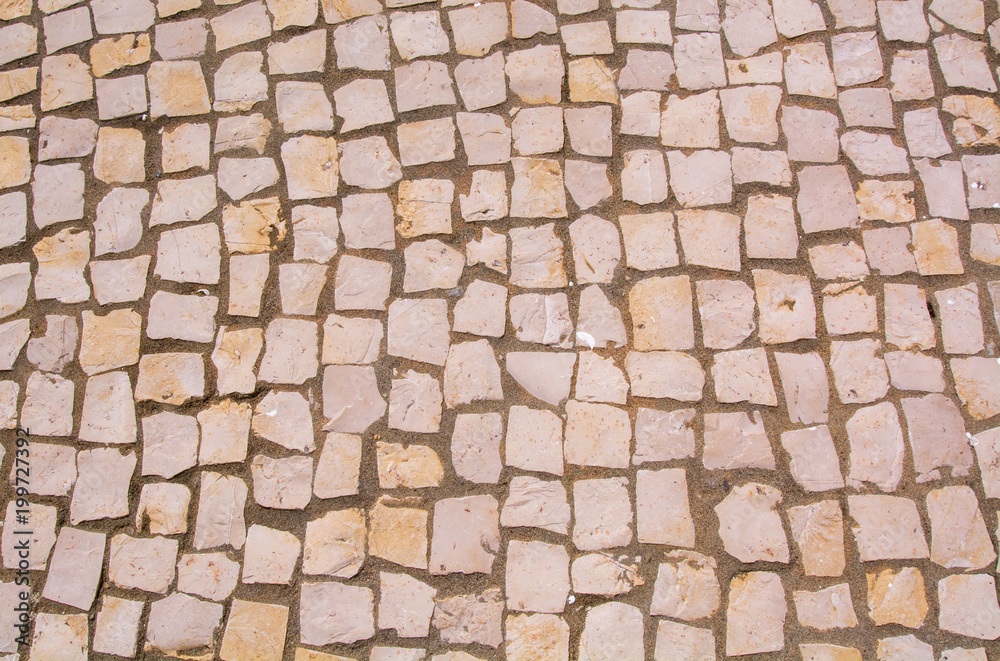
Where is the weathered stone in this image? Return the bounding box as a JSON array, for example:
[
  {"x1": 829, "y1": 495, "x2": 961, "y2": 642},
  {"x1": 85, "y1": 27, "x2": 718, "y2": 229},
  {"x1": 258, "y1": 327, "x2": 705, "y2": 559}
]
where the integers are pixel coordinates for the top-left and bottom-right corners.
[
  {"x1": 712, "y1": 347, "x2": 777, "y2": 405},
  {"x1": 93, "y1": 596, "x2": 143, "y2": 658},
  {"x1": 667, "y1": 150, "x2": 732, "y2": 207},
  {"x1": 579, "y1": 602, "x2": 644, "y2": 661},
  {"x1": 868, "y1": 567, "x2": 928, "y2": 628},
  {"x1": 938, "y1": 574, "x2": 1000, "y2": 640},
  {"x1": 621, "y1": 149, "x2": 668, "y2": 204},
  {"x1": 726, "y1": 572, "x2": 787, "y2": 655},
  {"x1": 299, "y1": 581, "x2": 374, "y2": 646},
  {"x1": 28, "y1": 613, "x2": 88, "y2": 661},
  {"x1": 572, "y1": 553, "x2": 643, "y2": 596},
  {"x1": 136, "y1": 483, "x2": 190, "y2": 535},
  {"x1": 716, "y1": 483, "x2": 789, "y2": 563},
  {"x1": 303, "y1": 508, "x2": 365, "y2": 577},
  {"x1": 369, "y1": 496, "x2": 428, "y2": 569},
  {"x1": 794, "y1": 583, "x2": 859, "y2": 630},
  {"x1": 629, "y1": 275, "x2": 694, "y2": 351},
  {"x1": 193, "y1": 472, "x2": 248, "y2": 550},
  {"x1": 927, "y1": 486, "x2": 996, "y2": 569},
  {"x1": 430, "y1": 495, "x2": 499, "y2": 574},
  {"x1": 41, "y1": 527, "x2": 105, "y2": 610},
  {"x1": 703, "y1": 411, "x2": 774, "y2": 470},
  {"x1": 789, "y1": 500, "x2": 846, "y2": 577},
  {"x1": 253, "y1": 390, "x2": 314, "y2": 453},
  {"x1": 901, "y1": 393, "x2": 973, "y2": 481},
  {"x1": 849, "y1": 495, "x2": 929, "y2": 560},
  {"x1": 108, "y1": 533, "x2": 177, "y2": 594},
  {"x1": 377, "y1": 442, "x2": 443, "y2": 490},
  {"x1": 33, "y1": 227, "x2": 90, "y2": 303},
  {"x1": 252, "y1": 454, "x2": 313, "y2": 510},
  {"x1": 573, "y1": 478, "x2": 633, "y2": 551},
  {"x1": 846, "y1": 402, "x2": 905, "y2": 492}
]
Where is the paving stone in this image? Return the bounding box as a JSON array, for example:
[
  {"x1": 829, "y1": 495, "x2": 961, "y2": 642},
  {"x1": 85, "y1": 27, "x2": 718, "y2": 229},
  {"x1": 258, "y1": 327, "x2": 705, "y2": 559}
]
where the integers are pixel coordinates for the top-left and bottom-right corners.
[
  {"x1": 890, "y1": 48, "x2": 935, "y2": 100},
  {"x1": 784, "y1": 41, "x2": 837, "y2": 98},
  {"x1": 571, "y1": 351, "x2": 625, "y2": 403},
  {"x1": 572, "y1": 553, "x2": 643, "y2": 596},
  {"x1": 299, "y1": 581, "x2": 374, "y2": 646},
  {"x1": 193, "y1": 471, "x2": 248, "y2": 550},
  {"x1": 220, "y1": 600, "x2": 288, "y2": 661},
  {"x1": 108, "y1": 533, "x2": 177, "y2": 593},
  {"x1": 629, "y1": 275, "x2": 693, "y2": 351},
  {"x1": 448, "y1": 412, "x2": 501, "y2": 484},
  {"x1": 636, "y1": 468, "x2": 695, "y2": 547},
  {"x1": 10, "y1": 4, "x2": 1000, "y2": 656},
  {"x1": 702, "y1": 411, "x2": 773, "y2": 470},
  {"x1": 674, "y1": 32, "x2": 726, "y2": 90},
  {"x1": 501, "y1": 475, "x2": 570, "y2": 533},
  {"x1": 952, "y1": 356, "x2": 1000, "y2": 419},
  {"x1": 618, "y1": 50, "x2": 675, "y2": 91},
  {"x1": 430, "y1": 495, "x2": 499, "y2": 574},
  {"x1": 677, "y1": 209, "x2": 740, "y2": 270},
  {"x1": 323, "y1": 365, "x2": 386, "y2": 433},
  {"x1": 823, "y1": 280, "x2": 876, "y2": 328},
  {"x1": 840, "y1": 87, "x2": 894, "y2": 127},
  {"x1": 794, "y1": 583, "x2": 859, "y2": 630},
  {"x1": 573, "y1": 477, "x2": 632, "y2": 551},
  {"x1": 797, "y1": 165, "x2": 860, "y2": 232},
  {"x1": 716, "y1": 482, "x2": 789, "y2": 562},
  {"x1": 942, "y1": 94, "x2": 1000, "y2": 146},
  {"x1": 744, "y1": 194, "x2": 798, "y2": 258},
  {"x1": 505, "y1": 405, "x2": 565, "y2": 475},
  {"x1": 303, "y1": 508, "x2": 365, "y2": 576},
  {"x1": 388, "y1": 370, "x2": 442, "y2": 433},
  {"x1": 29, "y1": 613, "x2": 88, "y2": 661},
  {"x1": 136, "y1": 482, "x2": 190, "y2": 535},
  {"x1": 753, "y1": 269, "x2": 816, "y2": 343},
  {"x1": 830, "y1": 338, "x2": 890, "y2": 404},
  {"x1": 846, "y1": 402, "x2": 905, "y2": 491},
  {"x1": 849, "y1": 495, "x2": 929, "y2": 560},
  {"x1": 32, "y1": 162, "x2": 85, "y2": 228},
  {"x1": 454, "y1": 52, "x2": 507, "y2": 112},
  {"x1": 885, "y1": 350, "x2": 945, "y2": 392},
  {"x1": 578, "y1": 602, "x2": 644, "y2": 661},
  {"x1": 877, "y1": 635, "x2": 934, "y2": 661},
  {"x1": 369, "y1": 496, "x2": 429, "y2": 569},
  {"x1": 443, "y1": 339, "x2": 503, "y2": 407},
  {"x1": 506, "y1": 540, "x2": 570, "y2": 613},
  {"x1": 564, "y1": 399, "x2": 630, "y2": 467},
  {"x1": 726, "y1": 572, "x2": 787, "y2": 655},
  {"x1": 434, "y1": 589, "x2": 504, "y2": 648},
  {"x1": 938, "y1": 574, "x2": 1000, "y2": 639},
  {"x1": 788, "y1": 500, "x2": 846, "y2": 577},
  {"x1": 667, "y1": 149, "x2": 732, "y2": 207},
  {"x1": 320, "y1": 0, "x2": 380, "y2": 23},
  {"x1": 93, "y1": 596, "x2": 143, "y2": 658},
  {"x1": 39, "y1": 52, "x2": 94, "y2": 112},
  {"x1": 934, "y1": 33, "x2": 996, "y2": 91},
  {"x1": 567, "y1": 57, "x2": 618, "y2": 103},
  {"x1": 901, "y1": 393, "x2": 974, "y2": 481},
  {"x1": 41, "y1": 527, "x2": 105, "y2": 609},
  {"x1": 621, "y1": 149, "x2": 669, "y2": 204}
]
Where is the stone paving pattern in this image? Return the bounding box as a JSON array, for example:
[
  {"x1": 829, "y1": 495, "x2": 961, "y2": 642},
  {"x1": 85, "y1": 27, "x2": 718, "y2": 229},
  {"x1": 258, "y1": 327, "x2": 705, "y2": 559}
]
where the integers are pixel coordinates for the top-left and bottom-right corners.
[{"x1": 1, "y1": 0, "x2": 1000, "y2": 658}]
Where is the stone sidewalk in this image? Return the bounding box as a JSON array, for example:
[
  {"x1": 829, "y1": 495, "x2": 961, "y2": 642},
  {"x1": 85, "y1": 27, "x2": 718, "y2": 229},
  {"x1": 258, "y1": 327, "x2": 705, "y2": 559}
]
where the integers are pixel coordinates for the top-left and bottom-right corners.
[{"x1": 0, "y1": 0, "x2": 1000, "y2": 658}]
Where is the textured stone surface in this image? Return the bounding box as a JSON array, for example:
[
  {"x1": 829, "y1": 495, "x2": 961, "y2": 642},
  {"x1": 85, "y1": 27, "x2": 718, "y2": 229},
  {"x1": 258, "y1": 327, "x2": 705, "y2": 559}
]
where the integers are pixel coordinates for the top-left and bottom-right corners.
[{"x1": 5, "y1": 3, "x2": 1000, "y2": 657}]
